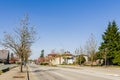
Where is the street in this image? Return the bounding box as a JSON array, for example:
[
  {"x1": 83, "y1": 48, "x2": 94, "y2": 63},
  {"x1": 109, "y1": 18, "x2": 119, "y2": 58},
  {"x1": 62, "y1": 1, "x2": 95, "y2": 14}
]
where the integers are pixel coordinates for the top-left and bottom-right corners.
[{"x1": 29, "y1": 64, "x2": 120, "y2": 80}]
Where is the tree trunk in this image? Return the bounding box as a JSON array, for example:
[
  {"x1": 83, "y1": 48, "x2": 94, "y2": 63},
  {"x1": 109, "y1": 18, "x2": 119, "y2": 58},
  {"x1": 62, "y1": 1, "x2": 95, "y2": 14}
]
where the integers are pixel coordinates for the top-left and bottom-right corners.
[
  {"x1": 20, "y1": 53, "x2": 23, "y2": 72},
  {"x1": 91, "y1": 56, "x2": 94, "y2": 66},
  {"x1": 20, "y1": 61, "x2": 23, "y2": 72}
]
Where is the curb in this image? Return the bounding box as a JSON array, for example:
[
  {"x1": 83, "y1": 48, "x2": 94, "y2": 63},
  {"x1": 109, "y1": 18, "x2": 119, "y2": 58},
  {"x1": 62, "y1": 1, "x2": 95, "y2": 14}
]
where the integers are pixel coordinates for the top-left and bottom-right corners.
[{"x1": 27, "y1": 65, "x2": 38, "y2": 80}]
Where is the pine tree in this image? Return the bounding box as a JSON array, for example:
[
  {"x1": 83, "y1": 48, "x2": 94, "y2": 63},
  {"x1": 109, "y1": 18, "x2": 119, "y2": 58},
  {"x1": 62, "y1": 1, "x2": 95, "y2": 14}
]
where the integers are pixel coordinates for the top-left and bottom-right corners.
[
  {"x1": 113, "y1": 32, "x2": 120, "y2": 65},
  {"x1": 40, "y1": 50, "x2": 44, "y2": 58},
  {"x1": 99, "y1": 21, "x2": 120, "y2": 65}
]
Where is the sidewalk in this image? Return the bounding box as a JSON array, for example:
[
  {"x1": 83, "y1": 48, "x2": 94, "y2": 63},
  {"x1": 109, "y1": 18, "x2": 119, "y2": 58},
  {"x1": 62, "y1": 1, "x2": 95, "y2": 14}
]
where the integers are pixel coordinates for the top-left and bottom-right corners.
[
  {"x1": 0, "y1": 66, "x2": 27, "y2": 80},
  {"x1": 0, "y1": 65, "x2": 38, "y2": 80}
]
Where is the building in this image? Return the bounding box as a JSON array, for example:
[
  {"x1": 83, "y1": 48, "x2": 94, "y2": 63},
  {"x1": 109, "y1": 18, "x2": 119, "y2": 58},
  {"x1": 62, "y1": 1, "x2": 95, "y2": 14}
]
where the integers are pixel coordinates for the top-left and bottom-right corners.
[
  {"x1": 47, "y1": 53, "x2": 60, "y2": 65},
  {"x1": 48, "y1": 52, "x2": 74, "y2": 65},
  {"x1": 0, "y1": 50, "x2": 9, "y2": 64}
]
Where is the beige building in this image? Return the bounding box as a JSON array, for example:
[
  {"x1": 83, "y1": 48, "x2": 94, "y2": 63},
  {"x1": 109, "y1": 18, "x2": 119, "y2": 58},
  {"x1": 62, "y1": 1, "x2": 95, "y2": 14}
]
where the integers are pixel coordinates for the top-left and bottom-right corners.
[{"x1": 48, "y1": 53, "x2": 74, "y2": 65}]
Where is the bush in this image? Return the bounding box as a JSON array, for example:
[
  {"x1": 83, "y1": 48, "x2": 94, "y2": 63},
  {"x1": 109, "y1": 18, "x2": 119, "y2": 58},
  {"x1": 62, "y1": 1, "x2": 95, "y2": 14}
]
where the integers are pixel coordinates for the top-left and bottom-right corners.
[
  {"x1": 62, "y1": 62, "x2": 67, "y2": 65},
  {"x1": 2, "y1": 68, "x2": 9, "y2": 72},
  {"x1": 51, "y1": 65, "x2": 57, "y2": 67},
  {"x1": 40, "y1": 62, "x2": 49, "y2": 65},
  {"x1": 76, "y1": 55, "x2": 86, "y2": 65},
  {"x1": 16, "y1": 62, "x2": 21, "y2": 65},
  {"x1": 0, "y1": 70, "x2": 3, "y2": 75}
]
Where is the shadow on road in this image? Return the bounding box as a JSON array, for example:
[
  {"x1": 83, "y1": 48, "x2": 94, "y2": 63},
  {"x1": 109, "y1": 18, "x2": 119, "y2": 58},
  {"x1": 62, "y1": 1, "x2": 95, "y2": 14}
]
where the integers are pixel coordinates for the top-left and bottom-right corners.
[{"x1": 30, "y1": 69, "x2": 59, "y2": 73}]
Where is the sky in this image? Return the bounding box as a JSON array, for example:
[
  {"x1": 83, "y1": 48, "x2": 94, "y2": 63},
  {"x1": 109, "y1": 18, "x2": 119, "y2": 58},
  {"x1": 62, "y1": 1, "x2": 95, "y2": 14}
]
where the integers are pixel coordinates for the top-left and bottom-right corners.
[{"x1": 0, "y1": 0, "x2": 120, "y2": 59}]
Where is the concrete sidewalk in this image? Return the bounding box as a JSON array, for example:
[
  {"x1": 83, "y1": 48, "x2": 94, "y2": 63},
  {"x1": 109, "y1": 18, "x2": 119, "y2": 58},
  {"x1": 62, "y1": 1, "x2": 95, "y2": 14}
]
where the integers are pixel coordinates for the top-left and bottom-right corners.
[
  {"x1": 0, "y1": 65, "x2": 38, "y2": 80},
  {"x1": 0, "y1": 66, "x2": 27, "y2": 80}
]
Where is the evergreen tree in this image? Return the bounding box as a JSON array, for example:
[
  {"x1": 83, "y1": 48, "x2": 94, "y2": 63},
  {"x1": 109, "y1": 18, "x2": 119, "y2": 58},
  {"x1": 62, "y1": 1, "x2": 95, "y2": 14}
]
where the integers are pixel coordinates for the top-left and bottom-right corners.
[
  {"x1": 99, "y1": 21, "x2": 120, "y2": 65},
  {"x1": 113, "y1": 32, "x2": 120, "y2": 65},
  {"x1": 40, "y1": 50, "x2": 44, "y2": 58},
  {"x1": 76, "y1": 54, "x2": 86, "y2": 65}
]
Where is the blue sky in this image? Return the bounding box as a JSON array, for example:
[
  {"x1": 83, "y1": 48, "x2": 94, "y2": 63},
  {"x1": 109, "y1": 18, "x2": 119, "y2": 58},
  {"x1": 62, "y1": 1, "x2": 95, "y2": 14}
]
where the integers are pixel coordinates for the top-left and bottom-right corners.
[{"x1": 0, "y1": 0, "x2": 120, "y2": 59}]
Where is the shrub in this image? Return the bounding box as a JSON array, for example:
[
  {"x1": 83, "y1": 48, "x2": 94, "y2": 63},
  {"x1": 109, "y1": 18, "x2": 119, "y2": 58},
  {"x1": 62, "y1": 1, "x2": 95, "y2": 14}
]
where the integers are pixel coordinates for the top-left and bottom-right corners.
[
  {"x1": 0, "y1": 70, "x2": 3, "y2": 75},
  {"x1": 40, "y1": 62, "x2": 49, "y2": 65},
  {"x1": 62, "y1": 61, "x2": 67, "y2": 65},
  {"x1": 76, "y1": 55, "x2": 86, "y2": 65}
]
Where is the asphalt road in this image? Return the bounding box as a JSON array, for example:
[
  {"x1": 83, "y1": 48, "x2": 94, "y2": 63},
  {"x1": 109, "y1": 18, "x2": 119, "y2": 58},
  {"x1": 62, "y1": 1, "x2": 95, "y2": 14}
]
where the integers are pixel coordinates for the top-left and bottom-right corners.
[{"x1": 29, "y1": 64, "x2": 120, "y2": 80}]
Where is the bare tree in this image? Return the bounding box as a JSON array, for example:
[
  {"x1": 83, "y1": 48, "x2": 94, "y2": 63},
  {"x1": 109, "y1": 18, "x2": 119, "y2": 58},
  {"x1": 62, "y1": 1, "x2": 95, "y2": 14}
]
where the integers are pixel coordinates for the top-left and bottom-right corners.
[
  {"x1": 75, "y1": 46, "x2": 85, "y2": 65},
  {"x1": 1, "y1": 15, "x2": 36, "y2": 72},
  {"x1": 79, "y1": 46, "x2": 84, "y2": 65},
  {"x1": 60, "y1": 49, "x2": 65, "y2": 54},
  {"x1": 75, "y1": 48, "x2": 79, "y2": 65},
  {"x1": 85, "y1": 33, "x2": 97, "y2": 66}
]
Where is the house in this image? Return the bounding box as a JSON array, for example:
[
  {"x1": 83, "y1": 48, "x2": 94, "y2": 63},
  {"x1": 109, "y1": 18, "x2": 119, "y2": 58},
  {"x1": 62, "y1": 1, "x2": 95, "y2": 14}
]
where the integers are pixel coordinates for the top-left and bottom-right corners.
[
  {"x1": 9, "y1": 53, "x2": 19, "y2": 64},
  {"x1": 37, "y1": 57, "x2": 45, "y2": 63},
  {"x1": 0, "y1": 50, "x2": 9, "y2": 64},
  {"x1": 83, "y1": 55, "x2": 89, "y2": 62},
  {"x1": 47, "y1": 52, "x2": 74, "y2": 65},
  {"x1": 61, "y1": 53, "x2": 74, "y2": 64},
  {"x1": 47, "y1": 53, "x2": 60, "y2": 65}
]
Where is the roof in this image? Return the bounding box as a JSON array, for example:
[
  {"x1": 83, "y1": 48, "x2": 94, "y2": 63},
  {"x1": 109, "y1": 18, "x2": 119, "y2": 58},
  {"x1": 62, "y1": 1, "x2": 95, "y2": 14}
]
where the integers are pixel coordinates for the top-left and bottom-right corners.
[
  {"x1": 61, "y1": 53, "x2": 73, "y2": 56},
  {"x1": 0, "y1": 50, "x2": 9, "y2": 60},
  {"x1": 48, "y1": 53, "x2": 59, "y2": 57}
]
